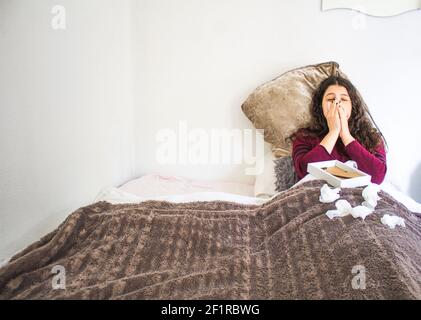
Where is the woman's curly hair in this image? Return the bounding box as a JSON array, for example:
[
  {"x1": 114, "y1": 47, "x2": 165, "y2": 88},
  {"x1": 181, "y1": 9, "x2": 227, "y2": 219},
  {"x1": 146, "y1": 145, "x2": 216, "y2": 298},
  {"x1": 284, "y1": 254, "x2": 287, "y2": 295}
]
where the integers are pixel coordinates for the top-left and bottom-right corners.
[{"x1": 287, "y1": 76, "x2": 388, "y2": 154}]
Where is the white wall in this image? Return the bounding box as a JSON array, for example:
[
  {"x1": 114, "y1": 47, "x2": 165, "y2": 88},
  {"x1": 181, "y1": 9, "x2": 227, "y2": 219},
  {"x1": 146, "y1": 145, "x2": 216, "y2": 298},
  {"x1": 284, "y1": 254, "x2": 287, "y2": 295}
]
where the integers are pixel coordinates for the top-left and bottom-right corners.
[
  {"x1": 132, "y1": 0, "x2": 421, "y2": 200},
  {"x1": 0, "y1": 0, "x2": 135, "y2": 262}
]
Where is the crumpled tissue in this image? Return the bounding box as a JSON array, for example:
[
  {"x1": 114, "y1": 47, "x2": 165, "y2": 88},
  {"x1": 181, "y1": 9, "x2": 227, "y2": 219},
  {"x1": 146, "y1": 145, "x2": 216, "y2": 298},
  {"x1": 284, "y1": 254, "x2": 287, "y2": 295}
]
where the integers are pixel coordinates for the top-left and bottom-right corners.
[
  {"x1": 350, "y1": 205, "x2": 373, "y2": 220},
  {"x1": 362, "y1": 183, "x2": 381, "y2": 209},
  {"x1": 323, "y1": 180, "x2": 405, "y2": 228},
  {"x1": 344, "y1": 160, "x2": 358, "y2": 169},
  {"x1": 319, "y1": 184, "x2": 341, "y2": 203},
  {"x1": 381, "y1": 214, "x2": 405, "y2": 229},
  {"x1": 326, "y1": 199, "x2": 374, "y2": 220}
]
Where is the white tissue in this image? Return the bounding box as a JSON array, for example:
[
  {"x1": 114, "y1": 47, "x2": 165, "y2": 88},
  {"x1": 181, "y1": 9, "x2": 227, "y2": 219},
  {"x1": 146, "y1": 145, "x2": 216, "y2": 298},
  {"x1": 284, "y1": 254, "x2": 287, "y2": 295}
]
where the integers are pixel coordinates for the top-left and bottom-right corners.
[
  {"x1": 319, "y1": 184, "x2": 341, "y2": 203},
  {"x1": 335, "y1": 199, "x2": 353, "y2": 213},
  {"x1": 326, "y1": 209, "x2": 347, "y2": 219},
  {"x1": 351, "y1": 205, "x2": 374, "y2": 220},
  {"x1": 362, "y1": 183, "x2": 381, "y2": 209},
  {"x1": 381, "y1": 214, "x2": 405, "y2": 229},
  {"x1": 344, "y1": 160, "x2": 358, "y2": 169},
  {"x1": 326, "y1": 200, "x2": 353, "y2": 219},
  {"x1": 326, "y1": 199, "x2": 374, "y2": 220}
]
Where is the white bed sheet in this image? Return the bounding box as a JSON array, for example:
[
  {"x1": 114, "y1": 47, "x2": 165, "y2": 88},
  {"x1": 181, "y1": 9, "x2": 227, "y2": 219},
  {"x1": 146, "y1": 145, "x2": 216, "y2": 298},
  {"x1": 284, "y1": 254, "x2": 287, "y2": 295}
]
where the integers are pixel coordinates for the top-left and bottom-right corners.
[
  {"x1": 96, "y1": 173, "x2": 421, "y2": 214},
  {"x1": 94, "y1": 174, "x2": 263, "y2": 205},
  {"x1": 94, "y1": 187, "x2": 267, "y2": 205}
]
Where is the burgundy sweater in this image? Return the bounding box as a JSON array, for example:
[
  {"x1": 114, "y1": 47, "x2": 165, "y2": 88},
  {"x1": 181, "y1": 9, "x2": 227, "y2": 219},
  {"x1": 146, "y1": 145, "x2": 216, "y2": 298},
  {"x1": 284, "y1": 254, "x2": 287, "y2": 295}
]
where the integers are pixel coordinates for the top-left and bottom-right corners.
[{"x1": 292, "y1": 135, "x2": 387, "y2": 184}]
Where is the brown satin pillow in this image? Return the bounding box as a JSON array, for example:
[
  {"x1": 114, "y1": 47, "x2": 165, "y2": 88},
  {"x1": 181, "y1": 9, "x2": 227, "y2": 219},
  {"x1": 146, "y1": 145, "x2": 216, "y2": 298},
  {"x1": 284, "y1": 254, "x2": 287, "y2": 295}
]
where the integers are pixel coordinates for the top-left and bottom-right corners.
[{"x1": 241, "y1": 61, "x2": 350, "y2": 155}]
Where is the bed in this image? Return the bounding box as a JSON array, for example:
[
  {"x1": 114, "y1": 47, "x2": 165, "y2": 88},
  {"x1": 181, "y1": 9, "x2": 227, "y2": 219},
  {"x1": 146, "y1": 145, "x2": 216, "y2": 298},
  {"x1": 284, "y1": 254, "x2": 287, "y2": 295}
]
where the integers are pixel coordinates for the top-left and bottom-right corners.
[
  {"x1": 1, "y1": 61, "x2": 420, "y2": 299},
  {"x1": 0, "y1": 173, "x2": 420, "y2": 299}
]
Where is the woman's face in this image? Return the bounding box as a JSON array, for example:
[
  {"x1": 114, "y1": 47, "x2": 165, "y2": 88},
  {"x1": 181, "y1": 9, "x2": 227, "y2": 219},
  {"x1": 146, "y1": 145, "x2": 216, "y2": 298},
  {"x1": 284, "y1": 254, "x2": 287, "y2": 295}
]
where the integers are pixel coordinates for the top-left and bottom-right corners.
[{"x1": 322, "y1": 85, "x2": 352, "y2": 120}]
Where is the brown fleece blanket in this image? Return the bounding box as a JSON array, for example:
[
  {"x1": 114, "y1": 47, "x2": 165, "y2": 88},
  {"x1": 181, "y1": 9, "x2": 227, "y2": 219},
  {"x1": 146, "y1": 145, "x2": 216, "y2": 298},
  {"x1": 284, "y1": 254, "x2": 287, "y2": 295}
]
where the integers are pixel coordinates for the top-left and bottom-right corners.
[{"x1": 0, "y1": 179, "x2": 420, "y2": 300}]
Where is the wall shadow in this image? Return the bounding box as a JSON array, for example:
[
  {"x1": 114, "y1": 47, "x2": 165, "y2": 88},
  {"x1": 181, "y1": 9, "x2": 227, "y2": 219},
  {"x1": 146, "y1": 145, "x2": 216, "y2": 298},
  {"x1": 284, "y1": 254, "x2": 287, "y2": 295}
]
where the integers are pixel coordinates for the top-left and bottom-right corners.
[{"x1": 409, "y1": 161, "x2": 421, "y2": 203}]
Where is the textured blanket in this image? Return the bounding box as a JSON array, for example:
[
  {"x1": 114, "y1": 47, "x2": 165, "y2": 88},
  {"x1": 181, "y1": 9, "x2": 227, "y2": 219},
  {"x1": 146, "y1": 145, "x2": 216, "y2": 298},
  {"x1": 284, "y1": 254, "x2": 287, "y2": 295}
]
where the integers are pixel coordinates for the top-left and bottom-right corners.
[{"x1": 0, "y1": 179, "x2": 420, "y2": 299}]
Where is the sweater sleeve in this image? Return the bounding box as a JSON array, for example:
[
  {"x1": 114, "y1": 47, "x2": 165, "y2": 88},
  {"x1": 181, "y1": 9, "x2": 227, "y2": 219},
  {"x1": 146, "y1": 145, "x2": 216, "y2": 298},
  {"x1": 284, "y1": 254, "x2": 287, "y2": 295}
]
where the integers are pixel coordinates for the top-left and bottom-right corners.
[
  {"x1": 344, "y1": 139, "x2": 387, "y2": 184},
  {"x1": 292, "y1": 137, "x2": 334, "y2": 179}
]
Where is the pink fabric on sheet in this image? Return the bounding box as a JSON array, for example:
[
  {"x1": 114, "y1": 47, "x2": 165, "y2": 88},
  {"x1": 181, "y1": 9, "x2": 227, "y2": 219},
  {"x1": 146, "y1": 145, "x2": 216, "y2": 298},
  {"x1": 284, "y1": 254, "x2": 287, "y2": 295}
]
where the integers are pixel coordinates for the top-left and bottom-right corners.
[{"x1": 118, "y1": 174, "x2": 255, "y2": 197}]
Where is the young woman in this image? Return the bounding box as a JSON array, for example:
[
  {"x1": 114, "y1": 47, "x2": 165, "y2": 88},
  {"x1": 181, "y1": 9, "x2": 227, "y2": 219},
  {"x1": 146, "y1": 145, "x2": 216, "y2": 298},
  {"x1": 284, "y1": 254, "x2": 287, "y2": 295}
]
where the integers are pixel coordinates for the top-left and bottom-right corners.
[{"x1": 289, "y1": 76, "x2": 388, "y2": 184}]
